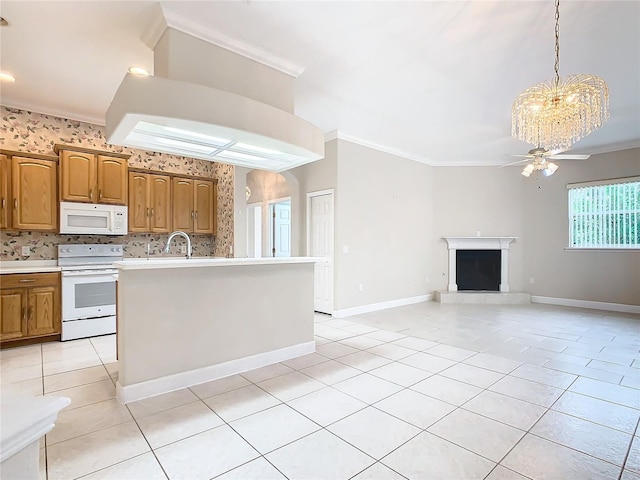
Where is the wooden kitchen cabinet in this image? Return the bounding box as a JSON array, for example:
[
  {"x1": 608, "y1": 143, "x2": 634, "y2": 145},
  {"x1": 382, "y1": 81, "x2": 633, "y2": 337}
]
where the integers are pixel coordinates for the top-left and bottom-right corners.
[
  {"x1": 172, "y1": 177, "x2": 217, "y2": 234},
  {"x1": 128, "y1": 172, "x2": 171, "y2": 233},
  {"x1": 0, "y1": 150, "x2": 59, "y2": 232},
  {"x1": 56, "y1": 145, "x2": 129, "y2": 205},
  {"x1": 0, "y1": 154, "x2": 10, "y2": 229},
  {"x1": 0, "y1": 273, "x2": 61, "y2": 344},
  {"x1": 12, "y1": 156, "x2": 58, "y2": 231}
]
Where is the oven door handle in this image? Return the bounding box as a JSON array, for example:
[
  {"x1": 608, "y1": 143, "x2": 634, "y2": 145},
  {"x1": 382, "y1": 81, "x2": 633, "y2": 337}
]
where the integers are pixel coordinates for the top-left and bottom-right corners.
[{"x1": 61, "y1": 270, "x2": 118, "y2": 277}]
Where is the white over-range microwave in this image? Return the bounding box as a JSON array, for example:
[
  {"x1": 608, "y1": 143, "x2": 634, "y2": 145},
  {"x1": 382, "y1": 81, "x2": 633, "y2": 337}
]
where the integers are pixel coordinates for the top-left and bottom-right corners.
[{"x1": 59, "y1": 201, "x2": 128, "y2": 235}]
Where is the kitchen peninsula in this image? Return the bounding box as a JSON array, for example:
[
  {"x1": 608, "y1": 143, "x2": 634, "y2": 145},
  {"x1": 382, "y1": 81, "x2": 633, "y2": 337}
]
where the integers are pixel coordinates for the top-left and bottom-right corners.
[{"x1": 113, "y1": 257, "x2": 317, "y2": 403}]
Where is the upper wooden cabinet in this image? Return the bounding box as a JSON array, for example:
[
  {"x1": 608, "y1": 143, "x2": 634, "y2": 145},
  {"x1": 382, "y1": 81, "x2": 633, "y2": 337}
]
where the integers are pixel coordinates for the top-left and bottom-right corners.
[
  {"x1": 172, "y1": 177, "x2": 217, "y2": 235},
  {"x1": 0, "y1": 154, "x2": 10, "y2": 229},
  {"x1": 56, "y1": 146, "x2": 129, "y2": 205},
  {"x1": 194, "y1": 179, "x2": 216, "y2": 234},
  {"x1": 0, "y1": 150, "x2": 58, "y2": 232},
  {"x1": 12, "y1": 156, "x2": 58, "y2": 231},
  {"x1": 128, "y1": 172, "x2": 171, "y2": 233}
]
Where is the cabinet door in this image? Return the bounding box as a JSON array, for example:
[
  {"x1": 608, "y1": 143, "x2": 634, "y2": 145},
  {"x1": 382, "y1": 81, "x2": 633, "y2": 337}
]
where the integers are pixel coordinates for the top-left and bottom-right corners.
[
  {"x1": 27, "y1": 285, "x2": 60, "y2": 336},
  {"x1": 193, "y1": 180, "x2": 215, "y2": 234},
  {"x1": 0, "y1": 154, "x2": 10, "y2": 229},
  {"x1": 0, "y1": 288, "x2": 27, "y2": 341},
  {"x1": 12, "y1": 157, "x2": 58, "y2": 231},
  {"x1": 128, "y1": 172, "x2": 150, "y2": 233},
  {"x1": 172, "y1": 178, "x2": 194, "y2": 232},
  {"x1": 60, "y1": 150, "x2": 96, "y2": 202},
  {"x1": 150, "y1": 175, "x2": 172, "y2": 233},
  {"x1": 97, "y1": 155, "x2": 128, "y2": 204}
]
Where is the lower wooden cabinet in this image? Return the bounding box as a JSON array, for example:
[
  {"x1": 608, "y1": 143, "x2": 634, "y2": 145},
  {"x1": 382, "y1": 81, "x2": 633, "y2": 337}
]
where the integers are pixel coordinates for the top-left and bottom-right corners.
[{"x1": 0, "y1": 272, "x2": 61, "y2": 343}]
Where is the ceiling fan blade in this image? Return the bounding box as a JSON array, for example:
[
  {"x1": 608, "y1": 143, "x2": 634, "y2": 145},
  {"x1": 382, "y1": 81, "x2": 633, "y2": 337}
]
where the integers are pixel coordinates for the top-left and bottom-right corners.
[
  {"x1": 548, "y1": 154, "x2": 591, "y2": 160},
  {"x1": 501, "y1": 158, "x2": 530, "y2": 168},
  {"x1": 510, "y1": 154, "x2": 534, "y2": 158}
]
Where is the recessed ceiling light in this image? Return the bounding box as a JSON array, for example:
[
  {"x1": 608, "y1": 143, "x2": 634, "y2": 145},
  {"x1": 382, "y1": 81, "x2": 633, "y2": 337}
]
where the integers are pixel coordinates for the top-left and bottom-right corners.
[
  {"x1": 128, "y1": 66, "x2": 149, "y2": 76},
  {"x1": 0, "y1": 17, "x2": 8, "y2": 27},
  {"x1": 0, "y1": 72, "x2": 16, "y2": 82}
]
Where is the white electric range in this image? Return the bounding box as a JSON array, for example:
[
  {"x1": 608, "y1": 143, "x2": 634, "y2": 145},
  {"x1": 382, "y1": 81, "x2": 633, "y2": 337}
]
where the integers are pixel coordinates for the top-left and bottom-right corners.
[{"x1": 58, "y1": 244, "x2": 123, "y2": 341}]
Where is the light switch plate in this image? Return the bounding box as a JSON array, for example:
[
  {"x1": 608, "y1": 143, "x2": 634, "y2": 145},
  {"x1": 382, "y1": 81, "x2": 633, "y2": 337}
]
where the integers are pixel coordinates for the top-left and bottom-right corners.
[
  {"x1": 22, "y1": 246, "x2": 30, "y2": 256},
  {"x1": 180, "y1": 245, "x2": 187, "y2": 254}
]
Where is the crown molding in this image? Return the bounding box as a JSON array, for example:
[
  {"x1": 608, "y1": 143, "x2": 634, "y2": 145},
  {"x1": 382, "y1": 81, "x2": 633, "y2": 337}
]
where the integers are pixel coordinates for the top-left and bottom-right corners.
[
  {"x1": 324, "y1": 130, "x2": 437, "y2": 166},
  {"x1": 157, "y1": 5, "x2": 304, "y2": 78},
  {"x1": 1, "y1": 102, "x2": 105, "y2": 126},
  {"x1": 140, "y1": 4, "x2": 168, "y2": 50}
]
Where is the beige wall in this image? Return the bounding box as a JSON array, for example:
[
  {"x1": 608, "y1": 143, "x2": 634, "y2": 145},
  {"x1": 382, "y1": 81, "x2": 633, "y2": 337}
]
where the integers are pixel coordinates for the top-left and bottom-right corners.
[
  {"x1": 431, "y1": 166, "x2": 526, "y2": 293},
  {"x1": 522, "y1": 148, "x2": 640, "y2": 305},
  {"x1": 334, "y1": 140, "x2": 434, "y2": 310}
]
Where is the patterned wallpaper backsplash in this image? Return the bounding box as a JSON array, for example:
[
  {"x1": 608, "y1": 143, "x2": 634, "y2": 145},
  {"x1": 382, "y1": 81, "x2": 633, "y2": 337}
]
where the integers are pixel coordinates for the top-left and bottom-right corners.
[{"x1": 0, "y1": 106, "x2": 234, "y2": 260}]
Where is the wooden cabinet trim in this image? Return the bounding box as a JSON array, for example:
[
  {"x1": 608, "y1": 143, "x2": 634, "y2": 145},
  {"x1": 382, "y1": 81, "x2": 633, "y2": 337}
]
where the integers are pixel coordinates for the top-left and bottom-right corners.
[
  {"x1": 0, "y1": 149, "x2": 58, "y2": 162},
  {"x1": 54, "y1": 144, "x2": 130, "y2": 160},
  {"x1": 129, "y1": 167, "x2": 218, "y2": 183}
]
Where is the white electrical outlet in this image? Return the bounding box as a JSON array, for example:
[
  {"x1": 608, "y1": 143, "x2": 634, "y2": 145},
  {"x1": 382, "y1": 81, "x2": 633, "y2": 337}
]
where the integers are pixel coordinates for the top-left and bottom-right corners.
[
  {"x1": 21, "y1": 246, "x2": 30, "y2": 256},
  {"x1": 358, "y1": 283, "x2": 364, "y2": 292},
  {"x1": 180, "y1": 245, "x2": 187, "y2": 254}
]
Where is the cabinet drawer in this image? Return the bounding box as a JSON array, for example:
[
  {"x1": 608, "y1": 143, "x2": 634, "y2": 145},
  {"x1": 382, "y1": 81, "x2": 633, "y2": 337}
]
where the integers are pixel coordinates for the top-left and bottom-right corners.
[{"x1": 1, "y1": 272, "x2": 60, "y2": 289}]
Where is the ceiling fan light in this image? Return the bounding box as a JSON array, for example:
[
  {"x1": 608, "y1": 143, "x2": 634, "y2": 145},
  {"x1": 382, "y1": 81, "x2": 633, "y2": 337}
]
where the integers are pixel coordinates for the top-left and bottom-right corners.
[
  {"x1": 543, "y1": 162, "x2": 559, "y2": 176},
  {"x1": 522, "y1": 164, "x2": 535, "y2": 177}
]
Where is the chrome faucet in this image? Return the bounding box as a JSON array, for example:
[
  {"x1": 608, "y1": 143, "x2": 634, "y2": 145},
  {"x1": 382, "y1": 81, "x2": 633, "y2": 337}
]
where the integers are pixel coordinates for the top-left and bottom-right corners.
[{"x1": 164, "y1": 231, "x2": 192, "y2": 259}]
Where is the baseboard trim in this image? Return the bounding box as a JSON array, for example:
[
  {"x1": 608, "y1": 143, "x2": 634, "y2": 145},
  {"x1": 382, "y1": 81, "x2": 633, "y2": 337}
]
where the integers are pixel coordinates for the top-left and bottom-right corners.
[
  {"x1": 116, "y1": 341, "x2": 315, "y2": 404},
  {"x1": 531, "y1": 296, "x2": 640, "y2": 314},
  {"x1": 333, "y1": 294, "x2": 432, "y2": 318}
]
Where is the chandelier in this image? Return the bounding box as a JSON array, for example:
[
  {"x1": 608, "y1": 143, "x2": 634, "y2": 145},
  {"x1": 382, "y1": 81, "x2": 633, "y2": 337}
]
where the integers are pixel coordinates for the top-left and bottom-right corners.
[{"x1": 512, "y1": 0, "x2": 609, "y2": 153}]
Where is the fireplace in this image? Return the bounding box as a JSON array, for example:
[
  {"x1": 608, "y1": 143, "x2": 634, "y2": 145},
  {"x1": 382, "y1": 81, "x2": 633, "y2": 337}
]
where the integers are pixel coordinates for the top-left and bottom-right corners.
[
  {"x1": 456, "y1": 250, "x2": 501, "y2": 291},
  {"x1": 443, "y1": 237, "x2": 516, "y2": 292}
]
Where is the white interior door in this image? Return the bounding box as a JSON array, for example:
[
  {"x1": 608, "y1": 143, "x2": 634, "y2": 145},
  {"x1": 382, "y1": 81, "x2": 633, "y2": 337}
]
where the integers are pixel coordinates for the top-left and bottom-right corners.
[
  {"x1": 309, "y1": 192, "x2": 334, "y2": 314},
  {"x1": 271, "y1": 200, "x2": 291, "y2": 257}
]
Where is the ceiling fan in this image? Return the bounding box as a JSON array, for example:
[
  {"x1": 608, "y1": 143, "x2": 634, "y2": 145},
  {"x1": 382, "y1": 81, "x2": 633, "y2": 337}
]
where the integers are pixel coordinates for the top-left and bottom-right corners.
[{"x1": 503, "y1": 147, "x2": 591, "y2": 177}]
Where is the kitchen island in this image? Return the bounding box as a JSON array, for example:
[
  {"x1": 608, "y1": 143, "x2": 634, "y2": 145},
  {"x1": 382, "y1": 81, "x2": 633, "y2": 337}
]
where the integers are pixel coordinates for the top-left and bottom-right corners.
[{"x1": 113, "y1": 257, "x2": 317, "y2": 404}]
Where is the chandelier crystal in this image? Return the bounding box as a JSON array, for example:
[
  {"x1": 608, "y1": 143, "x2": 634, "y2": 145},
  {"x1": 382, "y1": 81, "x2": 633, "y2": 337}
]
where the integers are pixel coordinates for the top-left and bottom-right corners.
[{"x1": 512, "y1": 0, "x2": 609, "y2": 152}]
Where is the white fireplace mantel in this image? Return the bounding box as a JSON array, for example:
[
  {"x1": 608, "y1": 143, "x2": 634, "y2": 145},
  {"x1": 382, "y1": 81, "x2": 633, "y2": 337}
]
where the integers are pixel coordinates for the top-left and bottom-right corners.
[{"x1": 443, "y1": 237, "x2": 517, "y2": 292}]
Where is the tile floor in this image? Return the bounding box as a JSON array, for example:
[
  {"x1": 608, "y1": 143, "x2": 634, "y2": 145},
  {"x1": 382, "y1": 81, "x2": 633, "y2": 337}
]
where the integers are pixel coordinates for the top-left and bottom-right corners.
[{"x1": 1, "y1": 301, "x2": 639, "y2": 479}]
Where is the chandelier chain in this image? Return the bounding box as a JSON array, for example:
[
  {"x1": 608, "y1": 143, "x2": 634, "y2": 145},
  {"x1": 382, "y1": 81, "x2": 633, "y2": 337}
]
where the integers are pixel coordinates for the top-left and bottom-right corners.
[{"x1": 554, "y1": 0, "x2": 560, "y2": 88}]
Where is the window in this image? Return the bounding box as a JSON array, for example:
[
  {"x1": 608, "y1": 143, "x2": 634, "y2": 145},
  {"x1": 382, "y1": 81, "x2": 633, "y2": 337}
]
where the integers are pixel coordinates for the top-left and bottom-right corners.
[{"x1": 568, "y1": 177, "x2": 639, "y2": 249}]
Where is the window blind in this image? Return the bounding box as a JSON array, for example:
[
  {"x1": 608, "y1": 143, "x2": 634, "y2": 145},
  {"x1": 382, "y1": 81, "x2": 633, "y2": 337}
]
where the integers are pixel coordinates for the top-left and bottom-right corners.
[{"x1": 568, "y1": 177, "x2": 640, "y2": 248}]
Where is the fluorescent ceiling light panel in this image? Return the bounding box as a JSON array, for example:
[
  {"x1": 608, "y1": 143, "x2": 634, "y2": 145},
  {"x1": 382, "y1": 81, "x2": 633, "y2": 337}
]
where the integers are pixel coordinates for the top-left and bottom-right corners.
[{"x1": 106, "y1": 74, "x2": 324, "y2": 172}]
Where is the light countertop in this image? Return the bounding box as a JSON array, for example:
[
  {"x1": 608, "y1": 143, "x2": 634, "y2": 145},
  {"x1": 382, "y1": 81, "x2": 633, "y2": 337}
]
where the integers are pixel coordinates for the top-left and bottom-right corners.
[
  {"x1": 0, "y1": 260, "x2": 61, "y2": 274},
  {"x1": 115, "y1": 256, "x2": 324, "y2": 271}
]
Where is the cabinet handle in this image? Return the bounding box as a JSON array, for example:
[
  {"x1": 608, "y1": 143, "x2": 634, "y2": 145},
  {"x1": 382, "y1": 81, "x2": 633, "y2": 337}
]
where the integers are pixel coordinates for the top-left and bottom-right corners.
[
  {"x1": 19, "y1": 279, "x2": 36, "y2": 283},
  {"x1": 146, "y1": 207, "x2": 150, "y2": 217},
  {"x1": 1, "y1": 198, "x2": 5, "y2": 209},
  {"x1": 191, "y1": 211, "x2": 195, "y2": 219},
  {"x1": 89, "y1": 189, "x2": 93, "y2": 200},
  {"x1": 13, "y1": 199, "x2": 17, "y2": 209},
  {"x1": 194, "y1": 211, "x2": 198, "y2": 219},
  {"x1": 99, "y1": 190, "x2": 102, "y2": 200},
  {"x1": 150, "y1": 208, "x2": 154, "y2": 217}
]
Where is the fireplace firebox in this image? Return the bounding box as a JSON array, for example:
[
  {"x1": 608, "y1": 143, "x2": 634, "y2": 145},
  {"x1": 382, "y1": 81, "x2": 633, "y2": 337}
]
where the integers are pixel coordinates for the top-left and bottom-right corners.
[{"x1": 456, "y1": 250, "x2": 501, "y2": 291}]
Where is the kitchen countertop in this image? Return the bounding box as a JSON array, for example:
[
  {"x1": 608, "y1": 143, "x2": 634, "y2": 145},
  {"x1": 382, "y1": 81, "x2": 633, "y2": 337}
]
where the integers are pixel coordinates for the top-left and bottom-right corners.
[
  {"x1": 115, "y1": 256, "x2": 324, "y2": 271},
  {"x1": 0, "y1": 260, "x2": 61, "y2": 274}
]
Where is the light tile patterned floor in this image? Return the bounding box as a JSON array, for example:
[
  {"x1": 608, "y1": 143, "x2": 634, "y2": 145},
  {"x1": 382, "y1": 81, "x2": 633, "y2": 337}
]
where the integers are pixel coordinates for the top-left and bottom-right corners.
[{"x1": 1, "y1": 302, "x2": 639, "y2": 479}]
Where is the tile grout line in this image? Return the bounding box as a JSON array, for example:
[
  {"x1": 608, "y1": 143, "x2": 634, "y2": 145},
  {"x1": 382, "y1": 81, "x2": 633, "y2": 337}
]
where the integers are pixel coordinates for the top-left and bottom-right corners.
[{"x1": 617, "y1": 415, "x2": 640, "y2": 480}]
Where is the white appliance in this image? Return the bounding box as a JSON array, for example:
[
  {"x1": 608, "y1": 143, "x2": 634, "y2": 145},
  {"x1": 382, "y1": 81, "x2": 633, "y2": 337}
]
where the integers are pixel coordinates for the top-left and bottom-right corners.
[
  {"x1": 59, "y1": 202, "x2": 128, "y2": 235},
  {"x1": 58, "y1": 244, "x2": 123, "y2": 341}
]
